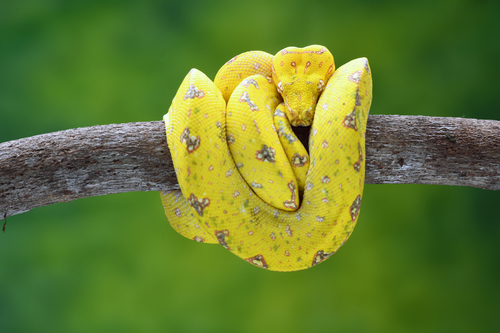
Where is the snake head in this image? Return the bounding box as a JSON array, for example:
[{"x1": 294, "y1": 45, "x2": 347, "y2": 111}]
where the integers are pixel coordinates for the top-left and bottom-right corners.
[{"x1": 272, "y1": 45, "x2": 335, "y2": 127}]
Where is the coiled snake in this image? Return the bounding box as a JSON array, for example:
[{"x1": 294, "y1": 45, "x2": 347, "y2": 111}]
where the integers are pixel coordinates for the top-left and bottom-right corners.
[{"x1": 160, "y1": 45, "x2": 373, "y2": 271}]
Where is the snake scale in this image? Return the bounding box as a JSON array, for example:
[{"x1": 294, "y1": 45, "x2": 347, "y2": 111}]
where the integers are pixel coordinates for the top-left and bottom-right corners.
[{"x1": 160, "y1": 45, "x2": 373, "y2": 271}]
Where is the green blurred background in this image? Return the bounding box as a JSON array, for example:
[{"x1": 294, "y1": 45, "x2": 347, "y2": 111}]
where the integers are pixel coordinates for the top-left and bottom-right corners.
[{"x1": 1, "y1": 0, "x2": 499, "y2": 332}]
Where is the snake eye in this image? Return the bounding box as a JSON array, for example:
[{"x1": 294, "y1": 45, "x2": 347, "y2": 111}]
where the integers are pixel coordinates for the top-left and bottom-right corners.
[
  {"x1": 277, "y1": 81, "x2": 283, "y2": 94},
  {"x1": 317, "y1": 79, "x2": 325, "y2": 93}
]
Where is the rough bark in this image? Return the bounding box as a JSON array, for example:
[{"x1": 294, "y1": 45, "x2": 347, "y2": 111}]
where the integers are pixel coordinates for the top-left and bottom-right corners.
[{"x1": 1, "y1": 115, "x2": 499, "y2": 218}]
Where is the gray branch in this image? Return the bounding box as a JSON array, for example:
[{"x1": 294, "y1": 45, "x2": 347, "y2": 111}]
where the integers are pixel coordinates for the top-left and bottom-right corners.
[{"x1": 1, "y1": 115, "x2": 499, "y2": 218}]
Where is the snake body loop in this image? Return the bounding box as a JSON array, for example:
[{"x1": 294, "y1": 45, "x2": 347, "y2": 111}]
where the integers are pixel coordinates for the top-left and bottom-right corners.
[{"x1": 160, "y1": 45, "x2": 372, "y2": 271}]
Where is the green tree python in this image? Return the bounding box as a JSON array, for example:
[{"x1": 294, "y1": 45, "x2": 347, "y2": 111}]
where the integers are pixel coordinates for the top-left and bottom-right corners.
[{"x1": 160, "y1": 45, "x2": 373, "y2": 271}]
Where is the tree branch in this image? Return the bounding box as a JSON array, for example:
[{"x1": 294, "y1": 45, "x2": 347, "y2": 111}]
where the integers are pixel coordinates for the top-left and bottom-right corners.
[{"x1": 1, "y1": 115, "x2": 499, "y2": 218}]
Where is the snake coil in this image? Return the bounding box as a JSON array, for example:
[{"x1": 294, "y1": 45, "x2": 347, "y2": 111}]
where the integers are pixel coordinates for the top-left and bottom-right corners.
[{"x1": 160, "y1": 45, "x2": 372, "y2": 271}]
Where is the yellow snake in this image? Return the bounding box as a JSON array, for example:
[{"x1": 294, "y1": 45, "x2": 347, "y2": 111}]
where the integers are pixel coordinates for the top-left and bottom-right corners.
[{"x1": 160, "y1": 45, "x2": 372, "y2": 272}]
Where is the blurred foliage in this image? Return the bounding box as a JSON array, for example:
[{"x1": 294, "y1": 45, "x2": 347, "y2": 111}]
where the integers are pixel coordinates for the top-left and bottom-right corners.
[{"x1": 1, "y1": 0, "x2": 500, "y2": 332}]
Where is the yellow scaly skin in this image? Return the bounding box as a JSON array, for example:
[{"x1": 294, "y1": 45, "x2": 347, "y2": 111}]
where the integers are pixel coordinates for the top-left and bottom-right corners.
[{"x1": 160, "y1": 45, "x2": 372, "y2": 271}]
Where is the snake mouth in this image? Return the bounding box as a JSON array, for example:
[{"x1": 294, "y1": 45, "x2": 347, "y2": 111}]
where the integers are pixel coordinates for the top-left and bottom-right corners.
[
  {"x1": 285, "y1": 103, "x2": 314, "y2": 127},
  {"x1": 292, "y1": 118, "x2": 312, "y2": 127},
  {"x1": 282, "y1": 90, "x2": 319, "y2": 127}
]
